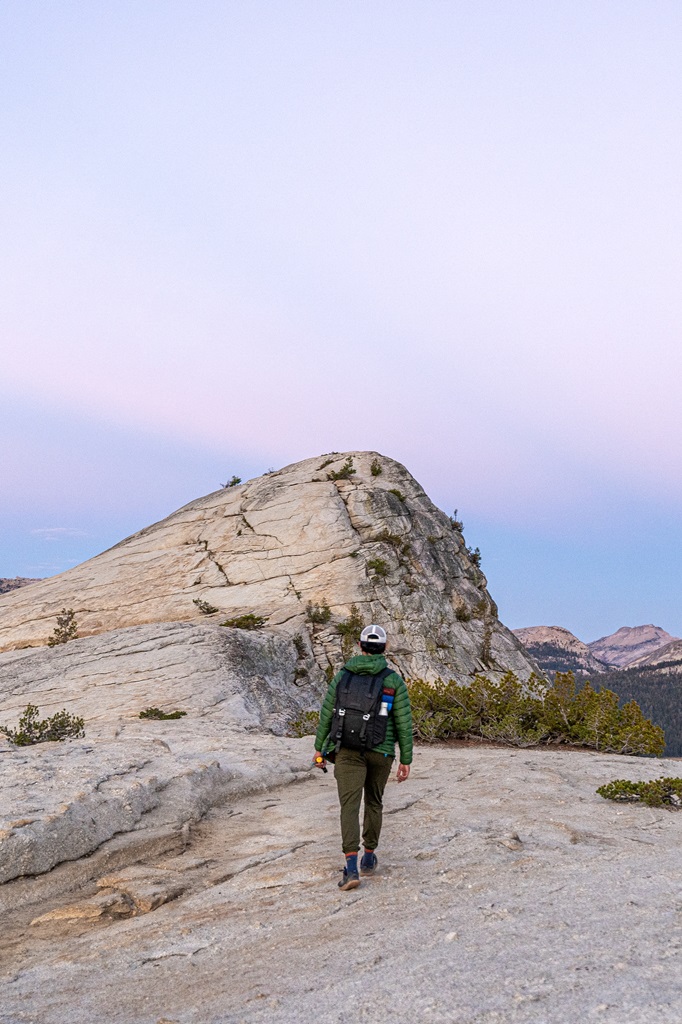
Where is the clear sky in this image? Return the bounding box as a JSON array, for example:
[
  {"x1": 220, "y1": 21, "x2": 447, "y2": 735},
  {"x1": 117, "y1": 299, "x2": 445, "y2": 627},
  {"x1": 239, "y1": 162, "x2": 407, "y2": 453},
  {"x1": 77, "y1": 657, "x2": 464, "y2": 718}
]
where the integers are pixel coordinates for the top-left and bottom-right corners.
[{"x1": 2, "y1": 1, "x2": 681, "y2": 643}]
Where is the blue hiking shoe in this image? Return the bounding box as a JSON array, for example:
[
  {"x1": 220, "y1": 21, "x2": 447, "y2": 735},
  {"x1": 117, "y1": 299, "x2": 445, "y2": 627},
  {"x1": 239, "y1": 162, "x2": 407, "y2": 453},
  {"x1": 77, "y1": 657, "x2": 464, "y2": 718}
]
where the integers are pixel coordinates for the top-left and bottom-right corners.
[
  {"x1": 360, "y1": 851, "x2": 377, "y2": 875},
  {"x1": 338, "y1": 854, "x2": 360, "y2": 890},
  {"x1": 338, "y1": 866, "x2": 360, "y2": 890}
]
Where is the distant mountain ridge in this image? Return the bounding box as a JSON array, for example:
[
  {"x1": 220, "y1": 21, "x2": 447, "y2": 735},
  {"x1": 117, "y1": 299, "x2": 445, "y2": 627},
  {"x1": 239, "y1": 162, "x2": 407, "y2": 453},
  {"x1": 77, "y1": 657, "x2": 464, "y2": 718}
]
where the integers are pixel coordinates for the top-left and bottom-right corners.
[
  {"x1": 0, "y1": 578, "x2": 40, "y2": 595},
  {"x1": 514, "y1": 623, "x2": 682, "y2": 676},
  {"x1": 587, "y1": 625, "x2": 679, "y2": 668},
  {"x1": 630, "y1": 638, "x2": 682, "y2": 670},
  {"x1": 512, "y1": 626, "x2": 609, "y2": 676}
]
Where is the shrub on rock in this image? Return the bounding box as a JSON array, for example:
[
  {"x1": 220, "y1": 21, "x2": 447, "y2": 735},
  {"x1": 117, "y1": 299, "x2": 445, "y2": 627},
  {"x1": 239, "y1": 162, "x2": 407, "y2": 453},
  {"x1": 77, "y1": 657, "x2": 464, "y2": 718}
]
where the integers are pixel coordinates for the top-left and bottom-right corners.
[
  {"x1": 139, "y1": 707, "x2": 187, "y2": 721},
  {"x1": 1, "y1": 704, "x2": 84, "y2": 745},
  {"x1": 220, "y1": 614, "x2": 266, "y2": 630},
  {"x1": 47, "y1": 608, "x2": 78, "y2": 647},
  {"x1": 408, "y1": 671, "x2": 664, "y2": 756},
  {"x1": 597, "y1": 777, "x2": 682, "y2": 807}
]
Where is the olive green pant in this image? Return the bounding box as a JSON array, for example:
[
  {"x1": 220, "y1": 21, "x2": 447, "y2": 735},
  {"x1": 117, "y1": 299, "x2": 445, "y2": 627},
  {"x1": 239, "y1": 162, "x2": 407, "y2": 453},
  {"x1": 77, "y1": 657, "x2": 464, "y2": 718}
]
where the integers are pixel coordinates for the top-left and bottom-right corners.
[{"x1": 333, "y1": 748, "x2": 394, "y2": 854}]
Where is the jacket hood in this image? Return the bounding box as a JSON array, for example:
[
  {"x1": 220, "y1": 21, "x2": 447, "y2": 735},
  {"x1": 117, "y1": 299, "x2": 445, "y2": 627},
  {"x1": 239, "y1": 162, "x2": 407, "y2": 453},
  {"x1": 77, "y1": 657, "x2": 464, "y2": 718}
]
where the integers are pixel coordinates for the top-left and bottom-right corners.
[{"x1": 343, "y1": 653, "x2": 388, "y2": 675}]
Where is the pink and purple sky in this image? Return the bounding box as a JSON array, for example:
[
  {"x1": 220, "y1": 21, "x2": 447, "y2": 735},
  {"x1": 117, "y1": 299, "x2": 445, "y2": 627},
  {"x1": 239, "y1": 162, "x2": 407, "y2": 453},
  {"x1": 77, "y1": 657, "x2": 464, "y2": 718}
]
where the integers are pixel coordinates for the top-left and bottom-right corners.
[{"x1": 2, "y1": 2, "x2": 681, "y2": 642}]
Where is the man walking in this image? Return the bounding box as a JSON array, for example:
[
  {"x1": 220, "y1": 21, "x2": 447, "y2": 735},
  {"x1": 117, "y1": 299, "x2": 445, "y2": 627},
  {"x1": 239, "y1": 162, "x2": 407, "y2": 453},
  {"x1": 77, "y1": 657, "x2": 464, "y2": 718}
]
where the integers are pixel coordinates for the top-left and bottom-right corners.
[{"x1": 314, "y1": 624, "x2": 413, "y2": 890}]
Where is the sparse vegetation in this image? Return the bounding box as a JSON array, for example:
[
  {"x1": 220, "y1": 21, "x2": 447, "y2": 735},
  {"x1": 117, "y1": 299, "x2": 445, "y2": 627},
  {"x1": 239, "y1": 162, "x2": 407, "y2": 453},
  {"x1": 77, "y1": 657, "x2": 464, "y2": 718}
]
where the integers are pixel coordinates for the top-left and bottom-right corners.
[
  {"x1": 1, "y1": 704, "x2": 84, "y2": 745},
  {"x1": 480, "y1": 621, "x2": 493, "y2": 666},
  {"x1": 336, "y1": 604, "x2": 364, "y2": 659},
  {"x1": 221, "y1": 475, "x2": 242, "y2": 488},
  {"x1": 139, "y1": 707, "x2": 187, "y2": 720},
  {"x1": 193, "y1": 597, "x2": 219, "y2": 615},
  {"x1": 221, "y1": 613, "x2": 266, "y2": 630},
  {"x1": 367, "y1": 557, "x2": 390, "y2": 578},
  {"x1": 327, "y1": 457, "x2": 356, "y2": 481},
  {"x1": 454, "y1": 602, "x2": 471, "y2": 622},
  {"x1": 370, "y1": 458, "x2": 382, "y2": 476},
  {"x1": 287, "y1": 709, "x2": 320, "y2": 738},
  {"x1": 388, "y1": 488, "x2": 406, "y2": 502},
  {"x1": 292, "y1": 633, "x2": 307, "y2": 659},
  {"x1": 318, "y1": 458, "x2": 334, "y2": 470},
  {"x1": 376, "y1": 529, "x2": 410, "y2": 555},
  {"x1": 306, "y1": 600, "x2": 331, "y2": 625},
  {"x1": 467, "y1": 546, "x2": 482, "y2": 568},
  {"x1": 597, "y1": 777, "x2": 682, "y2": 808},
  {"x1": 408, "y1": 671, "x2": 665, "y2": 755},
  {"x1": 449, "y1": 510, "x2": 464, "y2": 531},
  {"x1": 47, "y1": 608, "x2": 78, "y2": 647}
]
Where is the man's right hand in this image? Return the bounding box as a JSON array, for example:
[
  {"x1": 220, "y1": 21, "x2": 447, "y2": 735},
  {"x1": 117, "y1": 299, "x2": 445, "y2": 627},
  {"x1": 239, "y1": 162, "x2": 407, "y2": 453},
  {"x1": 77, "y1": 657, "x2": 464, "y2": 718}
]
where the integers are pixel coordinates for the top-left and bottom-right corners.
[{"x1": 313, "y1": 752, "x2": 327, "y2": 771}]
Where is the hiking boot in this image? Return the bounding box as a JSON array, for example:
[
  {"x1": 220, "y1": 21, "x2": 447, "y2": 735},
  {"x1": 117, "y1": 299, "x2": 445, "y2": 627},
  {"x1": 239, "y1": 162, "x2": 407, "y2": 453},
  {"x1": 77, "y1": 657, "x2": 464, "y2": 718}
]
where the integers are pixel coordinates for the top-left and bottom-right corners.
[
  {"x1": 338, "y1": 866, "x2": 360, "y2": 890},
  {"x1": 360, "y1": 851, "x2": 377, "y2": 875}
]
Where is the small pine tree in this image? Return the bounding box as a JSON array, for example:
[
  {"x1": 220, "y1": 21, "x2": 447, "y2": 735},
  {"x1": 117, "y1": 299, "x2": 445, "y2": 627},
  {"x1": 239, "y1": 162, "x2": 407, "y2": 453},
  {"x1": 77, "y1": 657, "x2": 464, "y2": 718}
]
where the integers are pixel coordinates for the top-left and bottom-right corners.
[
  {"x1": 336, "y1": 604, "x2": 364, "y2": 659},
  {"x1": 47, "y1": 608, "x2": 78, "y2": 647}
]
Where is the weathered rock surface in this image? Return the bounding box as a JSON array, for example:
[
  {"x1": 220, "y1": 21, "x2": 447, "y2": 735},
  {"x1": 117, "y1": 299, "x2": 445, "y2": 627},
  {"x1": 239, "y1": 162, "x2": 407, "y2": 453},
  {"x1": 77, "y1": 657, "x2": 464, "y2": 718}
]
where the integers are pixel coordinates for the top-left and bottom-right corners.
[
  {"x1": 588, "y1": 625, "x2": 679, "y2": 668},
  {"x1": 0, "y1": 621, "x2": 316, "y2": 738},
  {"x1": 2, "y1": 744, "x2": 682, "y2": 1024},
  {"x1": 0, "y1": 623, "x2": 317, "y2": 884},
  {"x1": 514, "y1": 625, "x2": 609, "y2": 676},
  {"x1": 0, "y1": 451, "x2": 536, "y2": 682}
]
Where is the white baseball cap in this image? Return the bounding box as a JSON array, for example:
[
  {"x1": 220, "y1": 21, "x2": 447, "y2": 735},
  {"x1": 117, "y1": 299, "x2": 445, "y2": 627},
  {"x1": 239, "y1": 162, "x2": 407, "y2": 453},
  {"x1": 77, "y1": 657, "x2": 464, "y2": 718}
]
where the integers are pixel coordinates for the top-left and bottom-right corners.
[{"x1": 360, "y1": 624, "x2": 387, "y2": 643}]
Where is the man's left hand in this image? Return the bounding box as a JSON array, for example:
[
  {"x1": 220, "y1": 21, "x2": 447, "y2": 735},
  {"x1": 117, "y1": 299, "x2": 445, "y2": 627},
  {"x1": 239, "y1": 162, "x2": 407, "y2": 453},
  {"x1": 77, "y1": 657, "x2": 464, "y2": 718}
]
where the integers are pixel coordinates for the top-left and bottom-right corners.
[{"x1": 396, "y1": 764, "x2": 410, "y2": 783}]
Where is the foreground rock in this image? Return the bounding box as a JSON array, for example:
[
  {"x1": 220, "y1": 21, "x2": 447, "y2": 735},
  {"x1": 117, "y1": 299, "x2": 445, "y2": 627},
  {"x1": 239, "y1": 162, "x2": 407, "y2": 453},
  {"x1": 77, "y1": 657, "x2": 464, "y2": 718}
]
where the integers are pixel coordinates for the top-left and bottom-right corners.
[
  {"x1": 0, "y1": 623, "x2": 317, "y2": 884},
  {"x1": 0, "y1": 451, "x2": 536, "y2": 682},
  {"x1": 2, "y1": 744, "x2": 681, "y2": 1024}
]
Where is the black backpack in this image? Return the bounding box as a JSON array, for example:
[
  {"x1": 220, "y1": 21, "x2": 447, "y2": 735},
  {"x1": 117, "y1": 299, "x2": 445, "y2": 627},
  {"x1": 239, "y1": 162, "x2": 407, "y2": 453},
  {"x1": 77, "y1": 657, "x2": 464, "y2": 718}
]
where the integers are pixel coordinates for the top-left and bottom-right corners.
[{"x1": 330, "y1": 667, "x2": 395, "y2": 753}]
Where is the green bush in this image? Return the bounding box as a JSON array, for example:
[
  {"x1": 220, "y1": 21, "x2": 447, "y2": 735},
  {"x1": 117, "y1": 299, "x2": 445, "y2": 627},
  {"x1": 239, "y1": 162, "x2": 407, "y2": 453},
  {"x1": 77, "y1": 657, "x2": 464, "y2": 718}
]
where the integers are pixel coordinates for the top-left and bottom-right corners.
[
  {"x1": 408, "y1": 671, "x2": 665, "y2": 756},
  {"x1": 306, "y1": 600, "x2": 331, "y2": 625},
  {"x1": 287, "y1": 709, "x2": 320, "y2": 737},
  {"x1": 47, "y1": 608, "x2": 78, "y2": 647},
  {"x1": 193, "y1": 597, "x2": 219, "y2": 615},
  {"x1": 370, "y1": 458, "x2": 382, "y2": 476},
  {"x1": 1, "y1": 704, "x2": 84, "y2": 745},
  {"x1": 221, "y1": 613, "x2": 266, "y2": 630},
  {"x1": 597, "y1": 777, "x2": 682, "y2": 808},
  {"x1": 336, "y1": 603, "x2": 364, "y2": 659},
  {"x1": 367, "y1": 557, "x2": 390, "y2": 578},
  {"x1": 388, "y1": 488, "x2": 406, "y2": 502},
  {"x1": 221, "y1": 475, "x2": 241, "y2": 488},
  {"x1": 327, "y1": 457, "x2": 356, "y2": 481},
  {"x1": 139, "y1": 707, "x2": 187, "y2": 720}
]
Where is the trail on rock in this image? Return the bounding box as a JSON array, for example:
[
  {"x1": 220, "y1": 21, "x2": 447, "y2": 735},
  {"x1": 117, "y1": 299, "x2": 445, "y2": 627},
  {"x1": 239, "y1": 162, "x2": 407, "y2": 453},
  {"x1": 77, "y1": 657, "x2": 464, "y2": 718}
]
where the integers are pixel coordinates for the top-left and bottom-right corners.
[{"x1": 2, "y1": 745, "x2": 681, "y2": 1024}]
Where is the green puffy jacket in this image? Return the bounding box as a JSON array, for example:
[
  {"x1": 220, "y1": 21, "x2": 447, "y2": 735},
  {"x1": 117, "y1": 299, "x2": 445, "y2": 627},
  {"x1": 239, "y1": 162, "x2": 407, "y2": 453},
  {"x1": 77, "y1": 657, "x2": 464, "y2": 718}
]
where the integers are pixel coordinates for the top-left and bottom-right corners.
[{"x1": 314, "y1": 653, "x2": 413, "y2": 765}]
